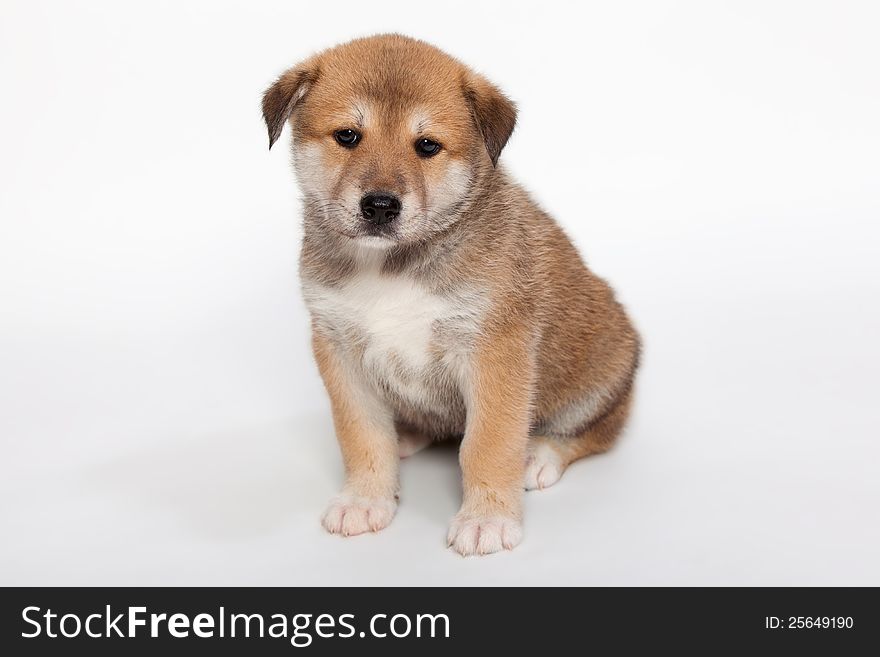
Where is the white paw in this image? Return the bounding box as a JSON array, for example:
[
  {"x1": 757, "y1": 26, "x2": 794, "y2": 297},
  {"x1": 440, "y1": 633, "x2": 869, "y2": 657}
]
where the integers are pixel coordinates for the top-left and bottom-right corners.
[
  {"x1": 398, "y1": 430, "x2": 432, "y2": 458},
  {"x1": 447, "y1": 514, "x2": 522, "y2": 556},
  {"x1": 524, "y1": 442, "x2": 564, "y2": 490},
  {"x1": 321, "y1": 494, "x2": 397, "y2": 536}
]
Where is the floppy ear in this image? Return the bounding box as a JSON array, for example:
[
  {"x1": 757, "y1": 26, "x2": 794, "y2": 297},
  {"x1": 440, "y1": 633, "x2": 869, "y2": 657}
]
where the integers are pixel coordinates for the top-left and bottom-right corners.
[
  {"x1": 463, "y1": 73, "x2": 517, "y2": 167},
  {"x1": 262, "y1": 63, "x2": 318, "y2": 150}
]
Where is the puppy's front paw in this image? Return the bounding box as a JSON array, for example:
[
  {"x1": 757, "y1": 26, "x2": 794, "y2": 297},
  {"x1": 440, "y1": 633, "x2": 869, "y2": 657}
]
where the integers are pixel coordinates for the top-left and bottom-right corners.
[
  {"x1": 321, "y1": 494, "x2": 397, "y2": 536},
  {"x1": 447, "y1": 513, "x2": 522, "y2": 556}
]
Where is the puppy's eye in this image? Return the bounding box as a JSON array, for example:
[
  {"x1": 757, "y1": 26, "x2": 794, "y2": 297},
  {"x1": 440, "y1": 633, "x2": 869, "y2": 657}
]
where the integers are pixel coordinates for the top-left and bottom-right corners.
[
  {"x1": 334, "y1": 129, "x2": 360, "y2": 148},
  {"x1": 415, "y1": 138, "x2": 441, "y2": 157}
]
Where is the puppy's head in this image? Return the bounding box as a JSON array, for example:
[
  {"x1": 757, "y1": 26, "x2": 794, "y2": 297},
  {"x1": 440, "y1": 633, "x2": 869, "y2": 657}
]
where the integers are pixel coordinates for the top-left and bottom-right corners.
[{"x1": 263, "y1": 34, "x2": 516, "y2": 247}]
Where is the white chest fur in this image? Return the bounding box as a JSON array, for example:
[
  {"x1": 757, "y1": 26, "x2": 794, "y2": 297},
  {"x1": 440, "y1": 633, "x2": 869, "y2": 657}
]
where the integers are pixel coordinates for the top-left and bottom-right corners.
[{"x1": 303, "y1": 269, "x2": 484, "y2": 415}]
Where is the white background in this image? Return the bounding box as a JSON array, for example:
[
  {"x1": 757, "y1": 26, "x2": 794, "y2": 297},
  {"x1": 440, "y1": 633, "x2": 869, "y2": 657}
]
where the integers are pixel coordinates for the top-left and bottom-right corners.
[{"x1": 2, "y1": 0, "x2": 878, "y2": 586}]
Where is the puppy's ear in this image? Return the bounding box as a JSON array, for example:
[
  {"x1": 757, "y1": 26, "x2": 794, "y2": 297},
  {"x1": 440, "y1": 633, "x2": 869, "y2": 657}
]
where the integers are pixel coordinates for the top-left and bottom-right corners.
[
  {"x1": 262, "y1": 62, "x2": 318, "y2": 150},
  {"x1": 463, "y1": 73, "x2": 517, "y2": 167}
]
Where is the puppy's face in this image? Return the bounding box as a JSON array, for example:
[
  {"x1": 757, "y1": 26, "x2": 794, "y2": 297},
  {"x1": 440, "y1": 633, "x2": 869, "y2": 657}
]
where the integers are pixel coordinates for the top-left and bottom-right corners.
[{"x1": 263, "y1": 35, "x2": 516, "y2": 247}]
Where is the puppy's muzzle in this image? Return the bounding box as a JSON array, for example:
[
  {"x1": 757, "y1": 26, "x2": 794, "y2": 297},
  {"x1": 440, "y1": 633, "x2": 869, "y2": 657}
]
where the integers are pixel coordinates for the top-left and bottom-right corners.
[{"x1": 360, "y1": 193, "x2": 401, "y2": 226}]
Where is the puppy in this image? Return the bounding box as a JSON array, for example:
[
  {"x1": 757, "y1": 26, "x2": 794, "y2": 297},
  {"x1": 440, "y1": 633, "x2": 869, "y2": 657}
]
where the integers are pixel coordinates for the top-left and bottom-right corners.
[{"x1": 263, "y1": 34, "x2": 640, "y2": 556}]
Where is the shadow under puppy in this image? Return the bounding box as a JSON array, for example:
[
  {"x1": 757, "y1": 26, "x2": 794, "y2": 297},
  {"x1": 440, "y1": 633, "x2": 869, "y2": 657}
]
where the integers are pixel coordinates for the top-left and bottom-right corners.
[{"x1": 263, "y1": 34, "x2": 640, "y2": 556}]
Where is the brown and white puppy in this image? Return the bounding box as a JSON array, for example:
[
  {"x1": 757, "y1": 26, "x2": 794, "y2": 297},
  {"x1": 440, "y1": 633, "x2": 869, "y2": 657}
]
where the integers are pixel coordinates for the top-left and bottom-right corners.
[{"x1": 263, "y1": 34, "x2": 640, "y2": 556}]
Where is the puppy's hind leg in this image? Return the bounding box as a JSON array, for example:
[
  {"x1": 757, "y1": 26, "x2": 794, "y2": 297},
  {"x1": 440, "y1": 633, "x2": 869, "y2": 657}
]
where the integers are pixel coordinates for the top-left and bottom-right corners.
[
  {"x1": 524, "y1": 389, "x2": 633, "y2": 491},
  {"x1": 396, "y1": 424, "x2": 433, "y2": 458}
]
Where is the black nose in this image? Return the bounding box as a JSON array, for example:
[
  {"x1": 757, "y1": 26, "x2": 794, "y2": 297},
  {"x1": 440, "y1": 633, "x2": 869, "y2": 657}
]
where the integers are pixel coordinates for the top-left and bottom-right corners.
[{"x1": 360, "y1": 193, "x2": 401, "y2": 225}]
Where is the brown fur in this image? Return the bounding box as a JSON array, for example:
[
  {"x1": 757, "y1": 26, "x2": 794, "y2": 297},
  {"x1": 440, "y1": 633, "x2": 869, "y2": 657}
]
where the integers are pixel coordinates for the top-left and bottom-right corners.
[{"x1": 263, "y1": 34, "x2": 640, "y2": 555}]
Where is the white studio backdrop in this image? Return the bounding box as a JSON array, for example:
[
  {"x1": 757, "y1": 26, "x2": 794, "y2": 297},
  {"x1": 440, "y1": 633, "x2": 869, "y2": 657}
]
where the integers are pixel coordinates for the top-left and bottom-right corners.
[{"x1": 1, "y1": 0, "x2": 878, "y2": 585}]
